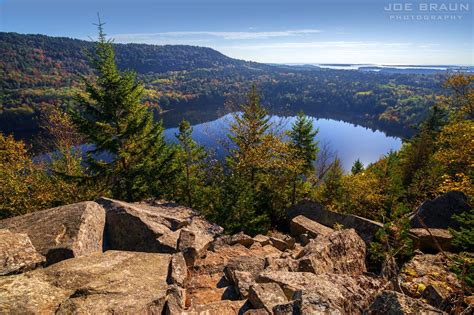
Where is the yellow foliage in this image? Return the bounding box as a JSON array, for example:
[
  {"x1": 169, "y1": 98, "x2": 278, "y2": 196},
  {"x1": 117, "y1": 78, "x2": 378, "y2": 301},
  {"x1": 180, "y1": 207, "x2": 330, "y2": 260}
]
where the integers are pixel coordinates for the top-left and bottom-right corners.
[{"x1": 0, "y1": 134, "x2": 55, "y2": 218}]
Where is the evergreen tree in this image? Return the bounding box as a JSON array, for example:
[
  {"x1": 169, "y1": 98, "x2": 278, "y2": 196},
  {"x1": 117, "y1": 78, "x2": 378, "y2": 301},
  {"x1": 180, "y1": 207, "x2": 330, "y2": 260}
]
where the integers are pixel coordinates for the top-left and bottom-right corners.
[
  {"x1": 319, "y1": 158, "x2": 345, "y2": 211},
  {"x1": 227, "y1": 85, "x2": 271, "y2": 186},
  {"x1": 451, "y1": 208, "x2": 474, "y2": 252},
  {"x1": 288, "y1": 111, "x2": 319, "y2": 172},
  {"x1": 351, "y1": 159, "x2": 364, "y2": 175},
  {"x1": 222, "y1": 85, "x2": 296, "y2": 233},
  {"x1": 71, "y1": 20, "x2": 174, "y2": 201},
  {"x1": 174, "y1": 119, "x2": 207, "y2": 208},
  {"x1": 288, "y1": 111, "x2": 319, "y2": 204}
]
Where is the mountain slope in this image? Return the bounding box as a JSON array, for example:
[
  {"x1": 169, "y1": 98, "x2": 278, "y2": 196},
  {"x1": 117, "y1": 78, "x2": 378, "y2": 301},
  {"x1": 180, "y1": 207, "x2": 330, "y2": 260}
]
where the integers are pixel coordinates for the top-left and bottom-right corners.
[{"x1": 0, "y1": 32, "x2": 444, "y2": 140}]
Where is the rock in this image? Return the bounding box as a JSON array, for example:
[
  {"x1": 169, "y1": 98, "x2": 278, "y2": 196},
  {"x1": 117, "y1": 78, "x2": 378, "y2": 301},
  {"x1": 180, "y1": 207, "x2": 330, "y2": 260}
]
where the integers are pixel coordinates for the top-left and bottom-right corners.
[
  {"x1": 165, "y1": 285, "x2": 187, "y2": 314},
  {"x1": 422, "y1": 284, "x2": 447, "y2": 309},
  {"x1": 248, "y1": 283, "x2": 288, "y2": 313},
  {"x1": 194, "y1": 244, "x2": 271, "y2": 275},
  {"x1": 0, "y1": 251, "x2": 171, "y2": 314},
  {"x1": 253, "y1": 234, "x2": 271, "y2": 246},
  {"x1": 0, "y1": 201, "x2": 105, "y2": 265},
  {"x1": 231, "y1": 270, "x2": 254, "y2": 298},
  {"x1": 290, "y1": 215, "x2": 334, "y2": 238},
  {"x1": 409, "y1": 228, "x2": 453, "y2": 252},
  {"x1": 168, "y1": 252, "x2": 188, "y2": 287},
  {"x1": 265, "y1": 256, "x2": 298, "y2": 272},
  {"x1": 224, "y1": 255, "x2": 266, "y2": 298},
  {"x1": 0, "y1": 229, "x2": 45, "y2": 275},
  {"x1": 98, "y1": 197, "x2": 222, "y2": 253},
  {"x1": 268, "y1": 231, "x2": 295, "y2": 251},
  {"x1": 272, "y1": 300, "x2": 301, "y2": 315},
  {"x1": 158, "y1": 230, "x2": 181, "y2": 252},
  {"x1": 178, "y1": 228, "x2": 214, "y2": 267},
  {"x1": 296, "y1": 229, "x2": 366, "y2": 275},
  {"x1": 243, "y1": 309, "x2": 270, "y2": 315},
  {"x1": 367, "y1": 290, "x2": 444, "y2": 314},
  {"x1": 186, "y1": 272, "x2": 237, "y2": 306},
  {"x1": 286, "y1": 199, "x2": 383, "y2": 243},
  {"x1": 399, "y1": 253, "x2": 461, "y2": 301},
  {"x1": 257, "y1": 271, "x2": 385, "y2": 313},
  {"x1": 410, "y1": 191, "x2": 471, "y2": 229},
  {"x1": 228, "y1": 232, "x2": 254, "y2": 247},
  {"x1": 0, "y1": 272, "x2": 70, "y2": 314},
  {"x1": 209, "y1": 235, "x2": 232, "y2": 251},
  {"x1": 183, "y1": 300, "x2": 249, "y2": 315}
]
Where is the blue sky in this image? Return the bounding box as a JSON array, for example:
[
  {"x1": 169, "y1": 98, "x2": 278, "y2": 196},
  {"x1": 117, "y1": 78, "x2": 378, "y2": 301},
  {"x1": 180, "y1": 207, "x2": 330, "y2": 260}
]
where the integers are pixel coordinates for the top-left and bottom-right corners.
[{"x1": 1, "y1": 0, "x2": 472, "y2": 65}]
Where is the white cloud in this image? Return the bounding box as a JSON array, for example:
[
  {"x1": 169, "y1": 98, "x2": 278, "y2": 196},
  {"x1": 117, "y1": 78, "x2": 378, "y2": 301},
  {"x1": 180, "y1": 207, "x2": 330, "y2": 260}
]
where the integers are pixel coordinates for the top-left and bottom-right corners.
[
  {"x1": 111, "y1": 29, "x2": 322, "y2": 42},
  {"x1": 219, "y1": 41, "x2": 411, "y2": 50}
]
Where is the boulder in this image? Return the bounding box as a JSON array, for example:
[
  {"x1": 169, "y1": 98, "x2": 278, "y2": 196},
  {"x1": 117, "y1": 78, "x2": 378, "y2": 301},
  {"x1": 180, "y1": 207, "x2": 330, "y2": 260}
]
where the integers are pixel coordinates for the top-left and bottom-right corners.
[
  {"x1": 272, "y1": 300, "x2": 301, "y2": 315},
  {"x1": 0, "y1": 201, "x2": 105, "y2": 265},
  {"x1": 168, "y1": 252, "x2": 188, "y2": 287},
  {"x1": 178, "y1": 228, "x2": 214, "y2": 267},
  {"x1": 257, "y1": 271, "x2": 385, "y2": 313},
  {"x1": 228, "y1": 232, "x2": 254, "y2": 247},
  {"x1": 164, "y1": 285, "x2": 187, "y2": 314},
  {"x1": 248, "y1": 283, "x2": 288, "y2": 313},
  {"x1": 98, "y1": 197, "x2": 222, "y2": 253},
  {"x1": 186, "y1": 272, "x2": 238, "y2": 307},
  {"x1": 223, "y1": 254, "x2": 266, "y2": 298},
  {"x1": 367, "y1": 290, "x2": 443, "y2": 314},
  {"x1": 399, "y1": 253, "x2": 460, "y2": 302},
  {"x1": 409, "y1": 228, "x2": 453, "y2": 252},
  {"x1": 0, "y1": 229, "x2": 45, "y2": 275},
  {"x1": 422, "y1": 284, "x2": 447, "y2": 309},
  {"x1": 265, "y1": 256, "x2": 298, "y2": 272},
  {"x1": 268, "y1": 231, "x2": 295, "y2": 251},
  {"x1": 290, "y1": 215, "x2": 334, "y2": 238},
  {"x1": 253, "y1": 234, "x2": 271, "y2": 246},
  {"x1": 296, "y1": 229, "x2": 366, "y2": 275},
  {"x1": 286, "y1": 199, "x2": 383, "y2": 243},
  {"x1": 227, "y1": 270, "x2": 254, "y2": 298},
  {"x1": 0, "y1": 251, "x2": 171, "y2": 314},
  {"x1": 410, "y1": 191, "x2": 471, "y2": 229}
]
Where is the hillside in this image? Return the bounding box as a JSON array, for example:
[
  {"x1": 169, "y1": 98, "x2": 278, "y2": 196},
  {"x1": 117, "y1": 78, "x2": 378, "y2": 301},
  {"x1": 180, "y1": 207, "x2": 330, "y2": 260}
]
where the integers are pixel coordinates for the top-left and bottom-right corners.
[{"x1": 1, "y1": 32, "x2": 446, "y2": 140}]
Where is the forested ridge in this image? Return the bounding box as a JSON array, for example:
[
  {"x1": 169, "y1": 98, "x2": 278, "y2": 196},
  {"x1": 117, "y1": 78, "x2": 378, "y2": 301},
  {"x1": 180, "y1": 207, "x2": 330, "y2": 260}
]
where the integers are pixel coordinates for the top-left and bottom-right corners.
[{"x1": 1, "y1": 31, "x2": 448, "y2": 140}]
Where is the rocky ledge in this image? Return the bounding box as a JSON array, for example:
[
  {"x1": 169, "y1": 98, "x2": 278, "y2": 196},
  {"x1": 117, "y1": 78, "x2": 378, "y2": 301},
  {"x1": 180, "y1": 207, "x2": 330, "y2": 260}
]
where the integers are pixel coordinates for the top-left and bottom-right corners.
[{"x1": 0, "y1": 192, "x2": 471, "y2": 314}]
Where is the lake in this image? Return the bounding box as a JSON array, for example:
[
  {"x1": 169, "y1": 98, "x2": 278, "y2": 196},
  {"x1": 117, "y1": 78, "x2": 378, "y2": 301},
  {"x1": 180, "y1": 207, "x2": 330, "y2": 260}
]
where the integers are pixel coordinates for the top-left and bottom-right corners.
[{"x1": 164, "y1": 114, "x2": 402, "y2": 171}]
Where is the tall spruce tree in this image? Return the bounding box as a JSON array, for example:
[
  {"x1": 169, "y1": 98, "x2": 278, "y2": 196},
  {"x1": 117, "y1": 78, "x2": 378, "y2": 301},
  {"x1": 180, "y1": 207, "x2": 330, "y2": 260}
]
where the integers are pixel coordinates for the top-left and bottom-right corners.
[
  {"x1": 227, "y1": 85, "x2": 271, "y2": 186},
  {"x1": 288, "y1": 111, "x2": 319, "y2": 204},
  {"x1": 72, "y1": 20, "x2": 174, "y2": 201},
  {"x1": 351, "y1": 159, "x2": 364, "y2": 175},
  {"x1": 175, "y1": 119, "x2": 207, "y2": 208},
  {"x1": 319, "y1": 158, "x2": 345, "y2": 211}
]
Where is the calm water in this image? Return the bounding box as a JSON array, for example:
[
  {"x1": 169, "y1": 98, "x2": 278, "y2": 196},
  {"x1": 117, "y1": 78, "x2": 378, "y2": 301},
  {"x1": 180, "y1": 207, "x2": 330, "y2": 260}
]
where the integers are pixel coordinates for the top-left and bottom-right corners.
[{"x1": 164, "y1": 113, "x2": 402, "y2": 171}]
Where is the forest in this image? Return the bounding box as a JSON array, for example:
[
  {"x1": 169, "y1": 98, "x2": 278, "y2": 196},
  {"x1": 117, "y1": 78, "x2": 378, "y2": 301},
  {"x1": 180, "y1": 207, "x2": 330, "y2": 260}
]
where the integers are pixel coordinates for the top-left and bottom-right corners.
[
  {"x1": 1, "y1": 24, "x2": 473, "y2": 250},
  {"x1": 0, "y1": 31, "x2": 450, "y2": 142}
]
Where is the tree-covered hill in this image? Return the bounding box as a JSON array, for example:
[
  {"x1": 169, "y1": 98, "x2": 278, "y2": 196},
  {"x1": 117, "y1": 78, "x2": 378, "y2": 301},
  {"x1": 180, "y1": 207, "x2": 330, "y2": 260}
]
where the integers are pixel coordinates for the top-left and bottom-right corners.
[{"x1": 0, "y1": 32, "x2": 447, "y2": 140}]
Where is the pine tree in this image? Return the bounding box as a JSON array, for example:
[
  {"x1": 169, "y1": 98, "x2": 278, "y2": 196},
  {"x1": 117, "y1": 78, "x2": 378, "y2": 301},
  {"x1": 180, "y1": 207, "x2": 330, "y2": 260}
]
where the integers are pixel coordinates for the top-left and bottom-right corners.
[
  {"x1": 451, "y1": 208, "x2": 474, "y2": 252},
  {"x1": 351, "y1": 159, "x2": 364, "y2": 175},
  {"x1": 288, "y1": 111, "x2": 319, "y2": 204},
  {"x1": 319, "y1": 158, "x2": 345, "y2": 211},
  {"x1": 71, "y1": 20, "x2": 174, "y2": 201},
  {"x1": 227, "y1": 85, "x2": 271, "y2": 186},
  {"x1": 175, "y1": 119, "x2": 207, "y2": 208},
  {"x1": 223, "y1": 85, "x2": 292, "y2": 233},
  {"x1": 288, "y1": 111, "x2": 319, "y2": 172}
]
